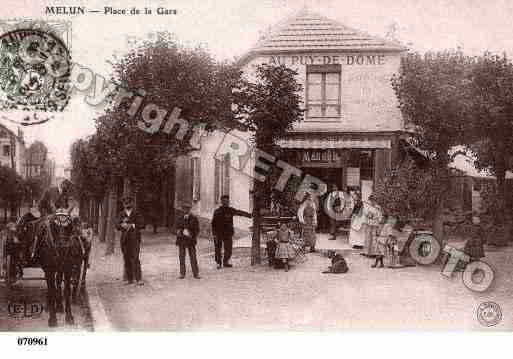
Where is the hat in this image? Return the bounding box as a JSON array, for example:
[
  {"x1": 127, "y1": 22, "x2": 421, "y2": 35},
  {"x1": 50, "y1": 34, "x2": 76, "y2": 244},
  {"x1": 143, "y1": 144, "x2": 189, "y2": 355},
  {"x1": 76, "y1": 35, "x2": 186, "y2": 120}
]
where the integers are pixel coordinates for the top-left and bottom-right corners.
[{"x1": 122, "y1": 196, "x2": 134, "y2": 205}]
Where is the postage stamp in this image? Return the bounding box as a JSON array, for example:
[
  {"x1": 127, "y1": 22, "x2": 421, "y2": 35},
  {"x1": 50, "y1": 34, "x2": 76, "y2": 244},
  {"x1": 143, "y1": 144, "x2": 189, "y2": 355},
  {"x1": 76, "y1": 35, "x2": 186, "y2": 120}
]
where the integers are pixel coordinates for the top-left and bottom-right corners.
[{"x1": 0, "y1": 20, "x2": 71, "y2": 112}]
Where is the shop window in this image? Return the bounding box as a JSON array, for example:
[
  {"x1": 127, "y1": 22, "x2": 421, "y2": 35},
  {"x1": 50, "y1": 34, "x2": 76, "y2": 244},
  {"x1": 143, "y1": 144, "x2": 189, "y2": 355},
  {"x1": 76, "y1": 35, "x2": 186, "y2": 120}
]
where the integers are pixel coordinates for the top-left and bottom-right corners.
[
  {"x1": 3, "y1": 145, "x2": 10, "y2": 157},
  {"x1": 360, "y1": 150, "x2": 374, "y2": 181},
  {"x1": 348, "y1": 149, "x2": 374, "y2": 183},
  {"x1": 214, "y1": 154, "x2": 230, "y2": 204},
  {"x1": 191, "y1": 157, "x2": 201, "y2": 202},
  {"x1": 306, "y1": 65, "x2": 341, "y2": 119}
]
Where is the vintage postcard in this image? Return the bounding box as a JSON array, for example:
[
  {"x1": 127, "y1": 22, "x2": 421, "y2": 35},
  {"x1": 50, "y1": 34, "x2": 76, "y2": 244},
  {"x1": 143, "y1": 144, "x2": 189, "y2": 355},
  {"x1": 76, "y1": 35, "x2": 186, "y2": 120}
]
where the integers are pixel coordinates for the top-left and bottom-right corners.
[{"x1": 0, "y1": 0, "x2": 512, "y2": 353}]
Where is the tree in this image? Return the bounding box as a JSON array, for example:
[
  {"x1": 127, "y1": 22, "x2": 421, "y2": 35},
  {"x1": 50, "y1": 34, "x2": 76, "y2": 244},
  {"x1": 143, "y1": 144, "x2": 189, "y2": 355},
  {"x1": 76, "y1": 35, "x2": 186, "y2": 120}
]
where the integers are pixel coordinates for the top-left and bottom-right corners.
[
  {"x1": 0, "y1": 164, "x2": 24, "y2": 217},
  {"x1": 391, "y1": 51, "x2": 474, "y2": 245},
  {"x1": 89, "y1": 32, "x2": 244, "y2": 254},
  {"x1": 70, "y1": 136, "x2": 107, "y2": 200},
  {"x1": 237, "y1": 64, "x2": 304, "y2": 264},
  {"x1": 374, "y1": 159, "x2": 447, "y2": 226},
  {"x1": 23, "y1": 176, "x2": 44, "y2": 205},
  {"x1": 463, "y1": 53, "x2": 513, "y2": 245}
]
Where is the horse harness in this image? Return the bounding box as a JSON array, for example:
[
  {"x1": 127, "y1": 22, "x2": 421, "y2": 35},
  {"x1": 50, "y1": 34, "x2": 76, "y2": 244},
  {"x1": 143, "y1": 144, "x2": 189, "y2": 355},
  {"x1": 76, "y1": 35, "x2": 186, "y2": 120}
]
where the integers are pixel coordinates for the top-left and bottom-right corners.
[{"x1": 38, "y1": 214, "x2": 84, "y2": 261}]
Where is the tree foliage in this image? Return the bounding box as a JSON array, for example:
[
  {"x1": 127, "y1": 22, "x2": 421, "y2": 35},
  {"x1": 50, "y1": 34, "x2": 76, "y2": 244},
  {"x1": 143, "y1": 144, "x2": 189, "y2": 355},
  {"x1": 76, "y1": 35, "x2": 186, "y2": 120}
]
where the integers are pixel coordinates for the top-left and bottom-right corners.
[
  {"x1": 70, "y1": 136, "x2": 107, "y2": 199},
  {"x1": 95, "y1": 32, "x2": 244, "y2": 187},
  {"x1": 0, "y1": 164, "x2": 24, "y2": 212},
  {"x1": 392, "y1": 51, "x2": 473, "y2": 164},
  {"x1": 237, "y1": 64, "x2": 304, "y2": 209},
  {"x1": 384, "y1": 51, "x2": 475, "y2": 243},
  {"x1": 373, "y1": 160, "x2": 447, "y2": 223},
  {"x1": 467, "y1": 53, "x2": 513, "y2": 205}
]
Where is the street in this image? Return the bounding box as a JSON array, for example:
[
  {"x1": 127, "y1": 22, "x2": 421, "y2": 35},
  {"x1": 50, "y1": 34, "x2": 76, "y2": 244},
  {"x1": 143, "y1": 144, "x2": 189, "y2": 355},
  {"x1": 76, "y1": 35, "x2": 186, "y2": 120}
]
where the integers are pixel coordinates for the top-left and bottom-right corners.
[
  {"x1": 0, "y1": 269, "x2": 92, "y2": 331},
  {"x1": 88, "y1": 231, "x2": 513, "y2": 330}
]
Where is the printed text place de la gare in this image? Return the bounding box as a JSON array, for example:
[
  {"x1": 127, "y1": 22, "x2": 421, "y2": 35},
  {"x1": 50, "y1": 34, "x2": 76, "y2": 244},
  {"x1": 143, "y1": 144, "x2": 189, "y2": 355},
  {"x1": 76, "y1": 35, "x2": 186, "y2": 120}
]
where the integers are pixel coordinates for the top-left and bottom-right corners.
[{"x1": 45, "y1": 6, "x2": 177, "y2": 15}]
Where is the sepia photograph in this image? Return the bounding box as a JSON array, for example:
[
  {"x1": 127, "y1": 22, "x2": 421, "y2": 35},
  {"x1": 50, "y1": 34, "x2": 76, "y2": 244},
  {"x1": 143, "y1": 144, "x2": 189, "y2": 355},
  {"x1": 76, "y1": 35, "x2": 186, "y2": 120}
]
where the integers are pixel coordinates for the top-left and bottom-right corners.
[{"x1": 0, "y1": 0, "x2": 512, "y2": 356}]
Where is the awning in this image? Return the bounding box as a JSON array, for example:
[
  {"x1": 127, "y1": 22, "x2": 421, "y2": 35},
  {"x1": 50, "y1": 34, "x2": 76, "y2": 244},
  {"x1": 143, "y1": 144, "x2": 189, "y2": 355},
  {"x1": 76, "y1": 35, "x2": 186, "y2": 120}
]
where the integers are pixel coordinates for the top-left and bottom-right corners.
[{"x1": 277, "y1": 138, "x2": 391, "y2": 149}]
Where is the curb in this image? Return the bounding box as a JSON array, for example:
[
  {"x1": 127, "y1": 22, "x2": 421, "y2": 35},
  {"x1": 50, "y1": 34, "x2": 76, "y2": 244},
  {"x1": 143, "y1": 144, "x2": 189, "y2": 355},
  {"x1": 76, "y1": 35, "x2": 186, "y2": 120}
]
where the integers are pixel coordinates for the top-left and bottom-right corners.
[{"x1": 84, "y1": 283, "x2": 113, "y2": 331}]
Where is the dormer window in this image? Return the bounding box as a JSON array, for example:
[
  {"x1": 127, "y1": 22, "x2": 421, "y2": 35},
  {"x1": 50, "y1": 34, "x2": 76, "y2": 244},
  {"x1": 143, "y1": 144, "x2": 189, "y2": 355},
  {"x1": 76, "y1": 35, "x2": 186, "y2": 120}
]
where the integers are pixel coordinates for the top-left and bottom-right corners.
[{"x1": 306, "y1": 64, "x2": 341, "y2": 120}]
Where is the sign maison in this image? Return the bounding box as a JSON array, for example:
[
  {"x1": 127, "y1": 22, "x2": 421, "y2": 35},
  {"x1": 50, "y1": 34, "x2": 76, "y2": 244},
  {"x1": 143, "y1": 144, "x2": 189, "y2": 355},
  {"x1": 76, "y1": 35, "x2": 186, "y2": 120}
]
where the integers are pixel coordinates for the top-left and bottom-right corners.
[{"x1": 266, "y1": 54, "x2": 386, "y2": 66}]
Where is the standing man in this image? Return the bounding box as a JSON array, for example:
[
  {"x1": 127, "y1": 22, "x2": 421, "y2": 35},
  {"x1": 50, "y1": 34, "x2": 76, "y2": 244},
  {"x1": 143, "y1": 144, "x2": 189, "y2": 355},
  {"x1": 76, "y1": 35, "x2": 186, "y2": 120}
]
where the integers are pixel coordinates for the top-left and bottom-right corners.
[
  {"x1": 327, "y1": 184, "x2": 342, "y2": 241},
  {"x1": 117, "y1": 196, "x2": 145, "y2": 285},
  {"x1": 211, "y1": 195, "x2": 252, "y2": 269},
  {"x1": 176, "y1": 204, "x2": 200, "y2": 279}
]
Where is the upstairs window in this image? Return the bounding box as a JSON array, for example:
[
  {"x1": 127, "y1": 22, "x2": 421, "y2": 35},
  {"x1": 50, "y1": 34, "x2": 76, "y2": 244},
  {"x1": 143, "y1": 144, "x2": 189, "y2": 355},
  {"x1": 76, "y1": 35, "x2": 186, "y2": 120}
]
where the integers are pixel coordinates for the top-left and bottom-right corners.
[
  {"x1": 3, "y1": 145, "x2": 10, "y2": 157},
  {"x1": 306, "y1": 64, "x2": 341, "y2": 119}
]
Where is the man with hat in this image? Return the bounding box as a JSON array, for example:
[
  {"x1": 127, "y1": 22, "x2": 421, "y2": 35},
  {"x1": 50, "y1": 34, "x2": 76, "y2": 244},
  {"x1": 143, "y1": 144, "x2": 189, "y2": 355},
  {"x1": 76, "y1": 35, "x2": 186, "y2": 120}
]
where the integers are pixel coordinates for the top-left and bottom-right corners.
[
  {"x1": 211, "y1": 195, "x2": 252, "y2": 269},
  {"x1": 117, "y1": 196, "x2": 145, "y2": 285},
  {"x1": 175, "y1": 203, "x2": 200, "y2": 279}
]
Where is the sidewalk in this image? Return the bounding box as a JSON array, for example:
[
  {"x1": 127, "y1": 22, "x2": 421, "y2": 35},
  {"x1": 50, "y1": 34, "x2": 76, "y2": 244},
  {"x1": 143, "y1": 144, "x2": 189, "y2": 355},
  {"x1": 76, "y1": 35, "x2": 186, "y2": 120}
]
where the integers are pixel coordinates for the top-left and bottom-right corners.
[
  {"x1": 235, "y1": 232, "x2": 353, "y2": 252},
  {"x1": 86, "y1": 228, "x2": 513, "y2": 330}
]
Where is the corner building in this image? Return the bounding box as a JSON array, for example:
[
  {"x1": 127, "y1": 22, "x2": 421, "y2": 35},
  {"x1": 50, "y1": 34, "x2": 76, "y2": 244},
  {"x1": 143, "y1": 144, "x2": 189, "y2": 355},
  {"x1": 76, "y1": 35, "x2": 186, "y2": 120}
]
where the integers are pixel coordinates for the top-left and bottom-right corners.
[{"x1": 174, "y1": 9, "x2": 407, "y2": 235}]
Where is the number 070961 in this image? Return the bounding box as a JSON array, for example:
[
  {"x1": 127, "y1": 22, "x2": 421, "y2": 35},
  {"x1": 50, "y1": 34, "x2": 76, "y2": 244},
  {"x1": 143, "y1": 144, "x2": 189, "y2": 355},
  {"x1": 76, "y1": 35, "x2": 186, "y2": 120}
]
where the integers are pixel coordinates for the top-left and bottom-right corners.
[{"x1": 17, "y1": 337, "x2": 48, "y2": 346}]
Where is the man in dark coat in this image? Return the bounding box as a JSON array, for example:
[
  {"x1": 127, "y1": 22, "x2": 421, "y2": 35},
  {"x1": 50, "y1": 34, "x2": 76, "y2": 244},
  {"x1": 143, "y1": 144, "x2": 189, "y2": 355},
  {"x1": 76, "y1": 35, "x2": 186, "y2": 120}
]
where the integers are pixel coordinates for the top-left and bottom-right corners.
[
  {"x1": 176, "y1": 204, "x2": 200, "y2": 279},
  {"x1": 211, "y1": 195, "x2": 252, "y2": 269},
  {"x1": 117, "y1": 196, "x2": 145, "y2": 285}
]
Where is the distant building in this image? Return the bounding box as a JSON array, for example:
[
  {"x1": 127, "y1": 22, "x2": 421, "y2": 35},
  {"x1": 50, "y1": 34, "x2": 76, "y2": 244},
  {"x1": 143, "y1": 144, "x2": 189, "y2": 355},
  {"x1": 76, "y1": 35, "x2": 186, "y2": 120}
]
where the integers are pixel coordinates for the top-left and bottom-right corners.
[
  {"x1": 0, "y1": 121, "x2": 26, "y2": 178},
  {"x1": 25, "y1": 141, "x2": 48, "y2": 178}
]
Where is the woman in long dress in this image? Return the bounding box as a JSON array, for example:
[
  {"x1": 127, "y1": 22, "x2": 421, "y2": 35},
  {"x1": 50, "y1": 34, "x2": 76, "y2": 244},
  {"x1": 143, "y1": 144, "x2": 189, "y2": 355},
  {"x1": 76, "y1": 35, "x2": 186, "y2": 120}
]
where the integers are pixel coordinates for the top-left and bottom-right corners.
[
  {"x1": 299, "y1": 194, "x2": 318, "y2": 252},
  {"x1": 363, "y1": 194, "x2": 384, "y2": 258},
  {"x1": 349, "y1": 190, "x2": 367, "y2": 248}
]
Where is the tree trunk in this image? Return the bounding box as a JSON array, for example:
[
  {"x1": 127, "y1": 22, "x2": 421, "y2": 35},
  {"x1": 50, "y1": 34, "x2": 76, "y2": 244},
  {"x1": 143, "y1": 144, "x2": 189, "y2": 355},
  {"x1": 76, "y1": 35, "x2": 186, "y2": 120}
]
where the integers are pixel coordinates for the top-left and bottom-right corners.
[
  {"x1": 490, "y1": 159, "x2": 509, "y2": 246},
  {"x1": 105, "y1": 185, "x2": 118, "y2": 255},
  {"x1": 98, "y1": 192, "x2": 109, "y2": 242},
  {"x1": 9, "y1": 134, "x2": 15, "y2": 170},
  {"x1": 92, "y1": 197, "x2": 100, "y2": 234},
  {"x1": 433, "y1": 198, "x2": 445, "y2": 261},
  {"x1": 251, "y1": 178, "x2": 262, "y2": 265},
  {"x1": 163, "y1": 171, "x2": 169, "y2": 228},
  {"x1": 251, "y1": 209, "x2": 261, "y2": 265}
]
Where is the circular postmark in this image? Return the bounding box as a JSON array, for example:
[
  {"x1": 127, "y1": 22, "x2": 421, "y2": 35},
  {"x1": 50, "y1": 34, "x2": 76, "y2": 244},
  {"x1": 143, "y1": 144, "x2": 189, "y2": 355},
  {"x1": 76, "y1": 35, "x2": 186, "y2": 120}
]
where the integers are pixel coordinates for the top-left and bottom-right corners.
[
  {"x1": 476, "y1": 301, "x2": 502, "y2": 327},
  {"x1": 0, "y1": 28, "x2": 71, "y2": 112}
]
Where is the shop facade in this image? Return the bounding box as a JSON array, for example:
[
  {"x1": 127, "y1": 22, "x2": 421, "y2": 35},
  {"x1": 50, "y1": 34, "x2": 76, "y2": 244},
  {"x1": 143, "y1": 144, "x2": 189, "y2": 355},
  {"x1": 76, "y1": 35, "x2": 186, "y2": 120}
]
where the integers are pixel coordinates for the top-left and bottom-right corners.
[{"x1": 174, "y1": 9, "x2": 407, "y2": 235}]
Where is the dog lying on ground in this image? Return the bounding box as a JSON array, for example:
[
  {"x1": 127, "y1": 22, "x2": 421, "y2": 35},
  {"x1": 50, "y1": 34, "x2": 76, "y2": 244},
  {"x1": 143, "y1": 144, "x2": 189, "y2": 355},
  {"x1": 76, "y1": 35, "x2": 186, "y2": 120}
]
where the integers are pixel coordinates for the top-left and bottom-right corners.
[{"x1": 322, "y1": 251, "x2": 349, "y2": 274}]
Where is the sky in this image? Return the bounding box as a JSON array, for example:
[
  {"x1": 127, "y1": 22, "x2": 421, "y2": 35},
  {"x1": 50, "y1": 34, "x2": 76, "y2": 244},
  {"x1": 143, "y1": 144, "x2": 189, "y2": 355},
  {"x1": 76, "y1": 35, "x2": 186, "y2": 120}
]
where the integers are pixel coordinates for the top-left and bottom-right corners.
[{"x1": 2, "y1": 0, "x2": 513, "y2": 172}]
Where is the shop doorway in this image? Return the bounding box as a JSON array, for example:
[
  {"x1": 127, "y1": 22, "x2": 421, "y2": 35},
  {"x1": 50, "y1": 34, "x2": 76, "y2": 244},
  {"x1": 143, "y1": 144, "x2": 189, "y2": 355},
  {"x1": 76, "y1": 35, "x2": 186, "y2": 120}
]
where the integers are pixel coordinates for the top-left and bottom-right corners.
[{"x1": 301, "y1": 167, "x2": 344, "y2": 233}]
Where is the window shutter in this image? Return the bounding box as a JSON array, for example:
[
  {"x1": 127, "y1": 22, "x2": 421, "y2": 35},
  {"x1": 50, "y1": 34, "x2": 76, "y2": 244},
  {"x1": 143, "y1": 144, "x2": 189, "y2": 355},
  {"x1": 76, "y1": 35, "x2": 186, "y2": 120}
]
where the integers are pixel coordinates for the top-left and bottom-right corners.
[
  {"x1": 214, "y1": 159, "x2": 220, "y2": 204},
  {"x1": 223, "y1": 153, "x2": 230, "y2": 198}
]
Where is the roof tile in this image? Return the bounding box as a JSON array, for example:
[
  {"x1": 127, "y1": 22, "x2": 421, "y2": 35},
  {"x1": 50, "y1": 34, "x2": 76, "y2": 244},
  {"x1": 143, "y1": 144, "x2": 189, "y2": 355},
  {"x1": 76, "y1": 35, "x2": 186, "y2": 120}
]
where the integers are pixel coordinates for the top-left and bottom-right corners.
[{"x1": 250, "y1": 8, "x2": 406, "y2": 54}]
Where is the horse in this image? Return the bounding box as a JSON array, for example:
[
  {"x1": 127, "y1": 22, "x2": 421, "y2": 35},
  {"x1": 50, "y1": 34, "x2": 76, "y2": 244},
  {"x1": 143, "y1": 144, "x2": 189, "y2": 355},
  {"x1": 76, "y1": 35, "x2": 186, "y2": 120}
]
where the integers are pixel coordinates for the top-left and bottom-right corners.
[{"x1": 34, "y1": 212, "x2": 85, "y2": 327}]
